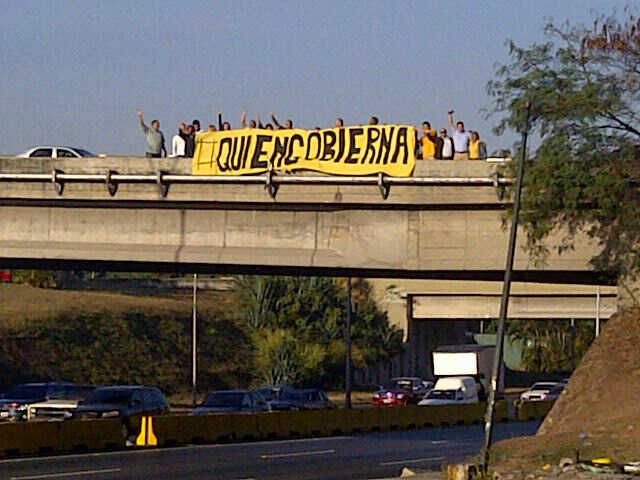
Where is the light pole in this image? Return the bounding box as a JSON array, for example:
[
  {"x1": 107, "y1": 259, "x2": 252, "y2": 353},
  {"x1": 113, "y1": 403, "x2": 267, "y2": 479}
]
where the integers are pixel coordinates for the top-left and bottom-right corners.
[
  {"x1": 345, "y1": 277, "x2": 353, "y2": 409},
  {"x1": 192, "y1": 273, "x2": 198, "y2": 407},
  {"x1": 481, "y1": 101, "x2": 532, "y2": 472}
]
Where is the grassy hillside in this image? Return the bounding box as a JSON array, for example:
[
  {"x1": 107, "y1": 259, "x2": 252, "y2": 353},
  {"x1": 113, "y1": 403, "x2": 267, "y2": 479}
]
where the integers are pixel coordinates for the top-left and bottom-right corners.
[{"x1": 0, "y1": 284, "x2": 252, "y2": 393}]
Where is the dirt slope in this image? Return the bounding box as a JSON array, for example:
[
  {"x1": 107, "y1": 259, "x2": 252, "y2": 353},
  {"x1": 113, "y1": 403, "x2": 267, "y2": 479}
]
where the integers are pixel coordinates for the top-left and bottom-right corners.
[
  {"x1": 492, "y1": 308, "x2": 640, "y2": 468},
  {"x1": 539, "y1": 307, "x2": 640, "y2": 437}
]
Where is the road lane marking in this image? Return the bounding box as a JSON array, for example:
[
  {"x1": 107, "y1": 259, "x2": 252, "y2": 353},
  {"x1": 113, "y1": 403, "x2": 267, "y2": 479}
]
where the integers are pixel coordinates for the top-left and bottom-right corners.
[
  {"x1": 260, "y1": 449, "x2": 335, "y2": 460},
  {"x1": 379, "y1": 456, "x2": 445, "y2": 466},
  {"x1": 10, "y1": 468, "x2": 121, "y2": 480},
  {"x1": 0, "y1": 436, "x2": 353, "y2": 465},
  {"x1": 431, "y1": 440, "x2": 448, "y2": 445}
]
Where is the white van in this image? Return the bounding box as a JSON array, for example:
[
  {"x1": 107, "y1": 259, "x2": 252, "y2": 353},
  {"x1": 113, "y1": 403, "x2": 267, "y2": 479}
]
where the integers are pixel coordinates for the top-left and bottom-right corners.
[{"x1": 418, "y1": 376, "x2": 479, "y2": 406}]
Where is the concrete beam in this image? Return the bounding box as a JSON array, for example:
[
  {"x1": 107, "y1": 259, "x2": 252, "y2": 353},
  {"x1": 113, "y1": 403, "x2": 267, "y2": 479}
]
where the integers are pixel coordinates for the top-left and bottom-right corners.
[{"x1": 0, "y1": 158, "x2": 607, "y2": 280}]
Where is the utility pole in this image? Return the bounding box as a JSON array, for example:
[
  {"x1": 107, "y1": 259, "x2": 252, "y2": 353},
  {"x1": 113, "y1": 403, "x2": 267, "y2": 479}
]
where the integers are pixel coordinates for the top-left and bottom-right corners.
[
  {"x1": 192, "y1": 273, "x2": 198, "y2": 407},
  {"x1": 345, "y1": 277, "x2": 353, "y2": 409},
  {"x1": 481, "y1": 102, "x2": 532, "y2": 472},
  {"x1": 595, "y1": 286, "x2": 601, "y2": 338}
]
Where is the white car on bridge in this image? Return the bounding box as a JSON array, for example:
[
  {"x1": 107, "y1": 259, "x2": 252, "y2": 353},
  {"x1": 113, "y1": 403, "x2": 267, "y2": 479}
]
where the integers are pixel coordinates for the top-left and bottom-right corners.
[{"x1": 16, "y1": 146, "x2": 96, "y2": 158}]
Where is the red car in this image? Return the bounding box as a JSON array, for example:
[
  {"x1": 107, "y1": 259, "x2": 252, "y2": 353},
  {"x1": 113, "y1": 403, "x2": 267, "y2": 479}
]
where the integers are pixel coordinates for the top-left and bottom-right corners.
[
  {"x1": 0, "y1": 271, "x2": 11, "y2": 282},
  {"x1": 372, "y1": 377, "x2": 433, "y2": 407}
]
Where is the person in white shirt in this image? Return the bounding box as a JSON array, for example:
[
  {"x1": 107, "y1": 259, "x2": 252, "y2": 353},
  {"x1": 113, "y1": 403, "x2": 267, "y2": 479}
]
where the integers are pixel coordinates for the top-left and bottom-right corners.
[
  {"x1": 448, "y1": 110, "x2": 471, "y2": 160},
  {"x1": 439, "y1": 128, "x2": 454, "y2": 160},
  {"x1": 170, "y1": 122, "x2": 186, "y2": 158}
]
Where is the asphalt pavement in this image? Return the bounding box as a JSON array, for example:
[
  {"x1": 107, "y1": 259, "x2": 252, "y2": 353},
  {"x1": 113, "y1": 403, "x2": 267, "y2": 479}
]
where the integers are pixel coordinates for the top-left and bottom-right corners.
[{"x1": 0, "y1": 421, "x2": 539, "y2": 480}]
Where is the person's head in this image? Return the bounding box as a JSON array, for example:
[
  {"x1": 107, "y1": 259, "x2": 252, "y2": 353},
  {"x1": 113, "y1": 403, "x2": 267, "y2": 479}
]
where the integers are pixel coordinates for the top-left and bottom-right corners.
[
  {"x1": 192, "y1": 120, "x2": 201, "y2": 132},
  {"x1": 151, "y1": 119, "x2": 160, "y2": 130},
  {"x1": 335, "y1": 118, "x2": 344, "y2": 128},
  {"x1": 285, "y1": 119, "x2": 293, "y2": 129},
  {"x1": 178, "y1": 122, "x2": 186, "y2": 133},
  {"x1": 208, "y1": 124, "x2": 217, "y2": 132},
  {"x1": 471, "y1": 131, "x2": 480, "y2": 141},
  {"x1": 422, "y1": 121, "x2": 431, "y2": 132},
  {"x1": 249, "y1": 119, "x2": 257, "y2": 128},
  {"x1": 223, "y1": 121, "x2": 231, "y2": 131},
  {"x1": 186, "y1": 124, "x2": 194, "y2": 135},
  {"x1": 265, "y1": 123, "x2": 274, "y2": 130},
  {"x1": 439, "y1": 128, "x2": 448, "y2": 138},
  {"x1": 369, "y1": 116, "x2": 379, "y2": 125},
  {"x1": 456, "y1": 121, "x2": 465, "y2": 132}
]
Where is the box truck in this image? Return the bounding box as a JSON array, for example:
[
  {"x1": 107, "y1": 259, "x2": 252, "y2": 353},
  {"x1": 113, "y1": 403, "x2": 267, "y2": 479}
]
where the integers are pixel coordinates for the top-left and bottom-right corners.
[{"x1": 432, "y1": 344, "x2": 504, "y2": 399}]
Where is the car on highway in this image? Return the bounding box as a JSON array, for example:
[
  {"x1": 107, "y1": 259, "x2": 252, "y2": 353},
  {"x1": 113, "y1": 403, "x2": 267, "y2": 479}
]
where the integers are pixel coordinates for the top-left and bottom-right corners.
[
  {"x1": 418, "y1": 376, "x2": 479, "y2": 406},
  {"x1": 372, "y1": 377, "x2": 433, "y2": 407},
  {"x1": 16, "y1": 146, "x2": 96, "y2": 158},
  {"x1": 255, "y1": 384, "x2": 297, "y2": 404},
  {"x1": 520, "y1": 382, "x2": 564, "y2": 402},
  {"x1": 268, "y1": 388, "x2": 335, "y2": 411},
  {"x1": 192, "y1": 390, "x2": 269, "y2": 414},
  {"x1": 27, "y1": 384, "x2": 96, "y2": 420},
  {"x1": 0, "y1": 382, "x2": 80, "y2": 421},
  {"x1": 73, "y1": 385, "x2": 169, "y2": 419}
]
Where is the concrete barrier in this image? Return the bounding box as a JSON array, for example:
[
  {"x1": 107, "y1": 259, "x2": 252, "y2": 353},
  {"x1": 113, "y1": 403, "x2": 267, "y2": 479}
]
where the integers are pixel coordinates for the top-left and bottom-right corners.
[
  {"x1": 516, "y1": 400, "x2": 555, "y2": 421},
  {"x1": 0, "y1": 401, "x2": 525, "y2": 459},
  {"x1": 58, "y1": 419, "x2": 124, "y2": 452}
]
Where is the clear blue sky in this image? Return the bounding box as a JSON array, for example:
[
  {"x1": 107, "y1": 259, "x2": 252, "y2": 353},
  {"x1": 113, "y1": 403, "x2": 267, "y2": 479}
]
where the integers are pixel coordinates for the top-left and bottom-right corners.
[{"x1": 0, "y1": 0, "x2": 629, "y2": 155}]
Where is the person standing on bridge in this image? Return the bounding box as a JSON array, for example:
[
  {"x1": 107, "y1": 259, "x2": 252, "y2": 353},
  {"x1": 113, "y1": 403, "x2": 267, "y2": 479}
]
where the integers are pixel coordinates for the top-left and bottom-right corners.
[
  {"x1": 137, "y1": 110, "x2": 167, "y2": 158},
  {"x1": 447, "y1": 110, "x2": 471, "y2": 160},
  {"x1": 170, "y1": 122, "x2": 186, "y2": 157}
]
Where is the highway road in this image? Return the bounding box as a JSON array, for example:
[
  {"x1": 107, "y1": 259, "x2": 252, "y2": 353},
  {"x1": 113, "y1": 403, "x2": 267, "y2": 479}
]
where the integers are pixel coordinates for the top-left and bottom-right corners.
[{"x1": 0, "y1": 421, "x2": 539, "y2": 480}]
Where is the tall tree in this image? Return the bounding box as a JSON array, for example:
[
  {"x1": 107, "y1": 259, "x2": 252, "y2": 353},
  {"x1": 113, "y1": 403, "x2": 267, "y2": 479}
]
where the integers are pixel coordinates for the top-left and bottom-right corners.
[
  {"x1": 234, "y1": 276, "x2": 403, "y2": 386},
  {"x1": 488, "y1": 10, "x2": 640, "y2": 293}
]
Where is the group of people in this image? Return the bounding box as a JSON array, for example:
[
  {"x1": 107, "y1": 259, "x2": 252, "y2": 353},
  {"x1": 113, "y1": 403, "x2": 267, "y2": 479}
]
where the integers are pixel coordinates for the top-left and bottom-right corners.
[
  {"x1": 418, "y1": 111, "x2": 487, "y2": 161},
  {"x1": 137, "y1": 109, "x2": 487, "y2": 160}
]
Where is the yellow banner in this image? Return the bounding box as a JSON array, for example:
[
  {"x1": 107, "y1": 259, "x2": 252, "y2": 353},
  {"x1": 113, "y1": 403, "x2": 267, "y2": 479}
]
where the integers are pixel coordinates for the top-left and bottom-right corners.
[{"x1": 192, "y1": 125, "x2": 416, "y2": 176}]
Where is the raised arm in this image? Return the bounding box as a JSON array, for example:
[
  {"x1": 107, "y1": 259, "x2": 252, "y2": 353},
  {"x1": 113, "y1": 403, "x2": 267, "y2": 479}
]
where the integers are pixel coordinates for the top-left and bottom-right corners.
[
  {"x1": 137, "y1": 110, "x2": 148, "y2": 132},
  {"x1": 217, "y1": 111, "x2": 223, "y2": 131},
  {"x1": 270, "y1": 112, "x2": 282, "y2": 129},
  {"x1": 448, "y1": 110, "x2": 455, "y2": 130},
  {"x1": 257, "y1": 113, "x2": 264, "y2": 129},
  {"x1": 241, "y1": 110, "x2": 248, "y2": 128}
]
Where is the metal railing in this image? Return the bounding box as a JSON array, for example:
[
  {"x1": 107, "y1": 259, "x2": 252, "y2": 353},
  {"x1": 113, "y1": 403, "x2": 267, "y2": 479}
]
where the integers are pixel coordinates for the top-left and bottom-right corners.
[{"x1": 0, "y1": 170, "x2": 512, "y2": 199}]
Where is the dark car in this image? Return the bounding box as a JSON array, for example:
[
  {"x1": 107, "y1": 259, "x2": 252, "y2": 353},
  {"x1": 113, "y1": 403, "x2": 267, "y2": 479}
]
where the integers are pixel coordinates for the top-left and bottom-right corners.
[
  {"x1": 255, "y1": 384, "x2": 297, "y2": 403},
  {"x1": 372, "y1": 377, "x2": 433, "y2": 407},
  {"x1": 192, "y1": 390, "x2": 269, "y2": 414},
  {"x1": 73, "y1": 386, "x2": 169, "y2": 419},
  {"x1": 0, "y1": 382, "x2": 79, "y2": 421},
  {"x1": 269, "y1": 388, "x2": 334, "y2": 411}
]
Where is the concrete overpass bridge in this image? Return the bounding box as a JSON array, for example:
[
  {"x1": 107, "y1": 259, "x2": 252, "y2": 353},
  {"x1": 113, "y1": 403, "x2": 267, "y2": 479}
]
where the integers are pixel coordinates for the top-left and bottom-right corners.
[{"x1": 0, "y1": 157, "x2": 609, "y2": 284}]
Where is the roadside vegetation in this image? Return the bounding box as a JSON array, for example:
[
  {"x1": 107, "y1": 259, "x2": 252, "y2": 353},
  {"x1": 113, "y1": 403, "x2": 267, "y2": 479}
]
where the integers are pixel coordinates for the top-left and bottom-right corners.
[{"x1": 0, "y1": 276, "x2": 402, "y2": 394}]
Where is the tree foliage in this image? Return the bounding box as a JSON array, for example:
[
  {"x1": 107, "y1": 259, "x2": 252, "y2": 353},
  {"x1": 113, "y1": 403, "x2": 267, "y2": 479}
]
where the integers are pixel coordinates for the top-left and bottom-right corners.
[
  {"x1": 508, "y1": 320, "x2": 594, "y2": 373},
  {"x1": 489, "y1": 9, "x2": 640, "y2": 281},
  {"x1": 234, "y1": 276, "x2": 403, "y2": 387}
]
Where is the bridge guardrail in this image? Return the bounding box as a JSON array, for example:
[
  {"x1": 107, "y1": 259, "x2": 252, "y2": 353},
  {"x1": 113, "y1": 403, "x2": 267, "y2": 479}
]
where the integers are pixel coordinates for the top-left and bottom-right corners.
[{"x1": 0, "y1": 401, "x2": 519, "y2": 458}]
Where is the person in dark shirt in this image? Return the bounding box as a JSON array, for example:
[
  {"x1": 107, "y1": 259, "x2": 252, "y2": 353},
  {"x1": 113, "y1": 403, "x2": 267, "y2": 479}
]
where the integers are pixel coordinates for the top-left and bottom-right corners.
[{"x1": 184, "y1": 124, "x2": 196, "y2": 158}]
